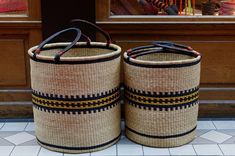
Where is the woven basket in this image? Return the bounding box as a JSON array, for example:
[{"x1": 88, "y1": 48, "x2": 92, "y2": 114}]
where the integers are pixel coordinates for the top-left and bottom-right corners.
[
  {"x1": 123, "y1": 42, "x2": 201, "y2": 147},
  {"x1": 28, "y1": 20, "x2": 122, "y2": 154}
]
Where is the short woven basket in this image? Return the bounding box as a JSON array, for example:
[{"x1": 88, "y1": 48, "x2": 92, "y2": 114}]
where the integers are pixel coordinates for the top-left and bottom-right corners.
[
  {"x1": 28, "y1": 20, "x2": 122, "y2": 154},
  {"x1": 123, "y1": 42, "x2": 201, "y2": 147}
]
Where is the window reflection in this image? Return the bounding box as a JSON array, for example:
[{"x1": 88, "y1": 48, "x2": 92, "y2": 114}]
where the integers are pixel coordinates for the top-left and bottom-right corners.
[
  {"x1": 0, "y1": 0, "x2": 28, "y2": 15},
  {"x1": 110, "y1": 0, "x2": 235, "y2": 16}
]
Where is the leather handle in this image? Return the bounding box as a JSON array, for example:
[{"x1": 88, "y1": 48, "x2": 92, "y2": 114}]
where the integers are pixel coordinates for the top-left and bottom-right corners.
[
  {"x1": 152, "y1": 41, "x2": 194, "y2": 53},
  {"x1": 70, "y1": 19, "x2": 112, "y2": 46},
  {"x1": 33, "y1": 27, "x2": 82, "y2": 62}
]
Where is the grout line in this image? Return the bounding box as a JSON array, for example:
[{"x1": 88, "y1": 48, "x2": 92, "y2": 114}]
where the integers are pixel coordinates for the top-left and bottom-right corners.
[
  {"x1": 116, "y1": 143, "x2": 118, "y2": 156},
  {"x1": 0, "y1": 122, "x2": 6, "y2": 130},
  {"x1": 192, "y1": 144, "x2": 198, "y2": 156},
  {"x1": 9, "y1": 146, "x2": 16, "y2": 156},
  {"x1": 166, "y1": 148, "x2": 170, "y2": 156},
  {"x1": 1, "y1": 137, "x2": 16, "y2": 146},
  {"x1": 24, "y1": 122, "x2": 29, "y2": 131},
  {"x1": 141, "y1": 145, "x2": 144, "y2": 156},
  {"x1": 142, "y1": 145, "x2": 144, "y2": 156},
  {"x1": 221, "y1": 135, "x2": 233, "y2": 144},
  {"x1": 37, "y1": 147, "x2": 42, "y2": 156},
  {"x1": 168, "y1": 147, "x2": 172, "y2": 156},
  {"x1": 218, "y1": 144, "x2": 225, "y2": 156},
  {"x1": 212, "y1": 121, "x2": 218, "y2": 130}
]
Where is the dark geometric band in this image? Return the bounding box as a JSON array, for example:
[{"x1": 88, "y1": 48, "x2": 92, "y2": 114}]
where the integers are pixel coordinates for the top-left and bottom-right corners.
[
  {"x1": 32, "y1": 87, "x2": 120, "y2": 114},
  {"x1": 126, "y1": 98, "x2": 198, "y2": 111},
  {"x1": 126, "y1": 126, "x2": 196, "y2": 139},
  {"x1": 33, "y1": 98, "x2": 119, "y2": 114},
  {"x1": 125, "y1": 86, "x2": 199, "y2": 110},
  {"x1": 37, "y1": 133, "x2": 121, "y2": 151},
  {"x1": 125, "y1": 85, "x2": 199, "y2": 98}
]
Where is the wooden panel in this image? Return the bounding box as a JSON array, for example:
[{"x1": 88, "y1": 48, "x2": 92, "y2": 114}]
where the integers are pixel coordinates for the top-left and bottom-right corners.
[
  {"x1": 0, "y1": 89, "x2": 31, "y2": 102},
  {"x1": 0, "y1": 38, "x2": 27, "y2": 86},
  {"x1": 200, "y1": 88, "x2": 235, "y2": 100},
  {"x1": 0, "y1": 102, "x2": 33, "y2": 119},
  {"x1": 181, "y1": 42, "x2": 235, "y2": 84},
  {"x1": 199, "y1": 101, "x2": 235, "y2": 117},
  {"x1": 0, "y1": 0, "x2": 41, "y2": 118}
]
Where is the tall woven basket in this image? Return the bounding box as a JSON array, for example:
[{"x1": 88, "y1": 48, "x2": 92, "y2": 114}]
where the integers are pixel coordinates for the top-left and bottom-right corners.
[
  {"x1": 124, "y1": 42, "x2": 201, "y2": 147},
  {"x1": 28, "y1": 20, "x2": 122, "y2": 154}
]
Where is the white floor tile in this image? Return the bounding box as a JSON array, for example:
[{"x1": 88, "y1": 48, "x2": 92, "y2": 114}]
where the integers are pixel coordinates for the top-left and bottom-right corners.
[
  {"x1": 0, "y1": 146, "x2": 14, "y2": 156},
  {"x1": 200, "y1": 130, "x2": 232, "y2": 143},
  {"x1": 91, "y1": 145, "x2": 116, "y2": 156},
  {"x1": 64, "y1": 153, "x2": 90, "y2": 156},
  {"x1": 219, "y1": 144, "x2": 235, "y2": 155},
  {"x1": 217, "y1": 130, "x2": 235, "y2": 136},
  {"x1": 213, "y1": 121, "x2": 235, "y2": 129},
  {"x1": 10, "y1": 146, "x2": 40, "y2": 156},
  {"x1": 143, "y1": 146, "x2": 170, "y2": 155},
  {"x1": 4, "y1": 132, "x2": 35, "y2": 145},
  {"x1": 169, "y1": 145, "x2": 196, "y2": 155},
  {"x1": 24, "y1": 123, "x2": 35, "y2": 131},
  {"x1": 0, "y1": 138, "x2": 15, "y2": 146},
  {"x1": 190, "y1": 137, "x2": 216, "y2": 144},
  {"x1": 0, "y1": 123, "x2": 27, "y2": 132},
  {"x1": 223, "y1": 137, "x2": 235, "y2": 144},
  {"x1": 197, "y1": 121, "x2": 216, "y2": 130},
  {"x1": 196, "y1": 130, "x2": 210, "y2": 137},
  {"x1": 38, "y1": 147, "x2": 63, "y2": 156},
  {"x1": 117, "y1": 144, "x2": 143, "y2": 156},
  {"x1": 193, "y1": 144, "x2": 223, "y2": 155}
]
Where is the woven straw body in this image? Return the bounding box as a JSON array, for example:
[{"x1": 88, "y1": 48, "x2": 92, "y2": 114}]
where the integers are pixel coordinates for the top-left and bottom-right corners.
[
  {"x1": 124, "y1": 50, "x2": 201, "y2": 147},
  {"x1": 28, "y1": 42, "x2": 122, "y2": 153}
]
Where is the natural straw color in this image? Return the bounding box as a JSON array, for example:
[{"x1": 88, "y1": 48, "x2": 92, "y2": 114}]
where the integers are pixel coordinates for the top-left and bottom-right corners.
[
  {"x1": 28, "y1": 42, "x2": 122, "y2": 153},
  {"x1": 124, "y1": 49, "x2": 201, "y2": 147}
]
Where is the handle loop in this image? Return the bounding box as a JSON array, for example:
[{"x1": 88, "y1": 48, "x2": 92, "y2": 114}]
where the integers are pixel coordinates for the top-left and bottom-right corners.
[
  {"x1": 33, "y1": 27, "x2": 82, "y2": 62},
  {"x1": 152, "y1": 41, "x2": 194, "y2": 53},
  {"x1": 126, "y1": 41, "x2": 199, "y2": 60},
  {"x1": 70, "y1": 19, "x2": 112, "y2": 46}
]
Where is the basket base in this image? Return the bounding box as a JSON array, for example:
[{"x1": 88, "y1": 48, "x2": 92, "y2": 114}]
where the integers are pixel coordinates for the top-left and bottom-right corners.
[
  {"x1": 126, "y1": 129, "x2": 196, "y2": 148},
  {"x1": 36, "y1": 134, "x2": 121, "y2": 154}
]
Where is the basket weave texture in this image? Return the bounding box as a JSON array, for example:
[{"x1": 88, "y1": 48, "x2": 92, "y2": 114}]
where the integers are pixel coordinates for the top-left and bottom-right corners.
[
  {"x1": 28, "y1": 42, "x2": 122, "y2": 153},
  {"x1": 124, "y1": 47, "x2": 201, "y2": 147}
]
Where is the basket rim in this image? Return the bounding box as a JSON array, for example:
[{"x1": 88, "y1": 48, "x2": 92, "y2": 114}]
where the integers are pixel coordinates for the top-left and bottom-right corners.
[
  {"x1": 28, "y1": 42, "x2": 121, "y2": 62},
  {"x1": 123, "y1": 50, "x2": 201, "y2": 67}
]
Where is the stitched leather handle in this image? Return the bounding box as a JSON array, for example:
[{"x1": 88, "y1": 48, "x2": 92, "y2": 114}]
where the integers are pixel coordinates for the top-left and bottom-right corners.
[
  {"x1": 126, "y1": 41, "x2": 199, "y2": 60},
  {"x1": 152, "y1": 41, "x2": 194, "y2": 53},
  {"x1": 70, "y1": 19, "x2": 112, "y2": 46},
  {"x1": 126, "y1": 45, "x2": 160, "y2": 56},
  {"x1": 33, "y1": 27, "x2": 82, "y2": 62}
]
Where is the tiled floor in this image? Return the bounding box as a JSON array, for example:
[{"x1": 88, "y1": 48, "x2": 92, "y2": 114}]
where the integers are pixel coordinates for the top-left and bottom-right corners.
[{"x1": 0, "y1": 119, "x2": 235, "y2": 156}]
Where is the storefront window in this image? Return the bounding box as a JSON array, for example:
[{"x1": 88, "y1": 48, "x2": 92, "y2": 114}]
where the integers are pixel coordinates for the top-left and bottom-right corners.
[
  {"x1": 0, "y1": 0, "x2": 28, "y2": 16},
  {"x1": 110, "y1": 0, "x2": 235, "y2": 16}
]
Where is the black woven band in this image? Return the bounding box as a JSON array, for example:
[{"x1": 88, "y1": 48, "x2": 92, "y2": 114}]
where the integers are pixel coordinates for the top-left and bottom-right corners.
[
  {"x1": 126, "y1": 126, "x2": 196, "y2": 139},
  {"x1": 37, "y1": 133, "x2": 121, "y2": 151}
]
